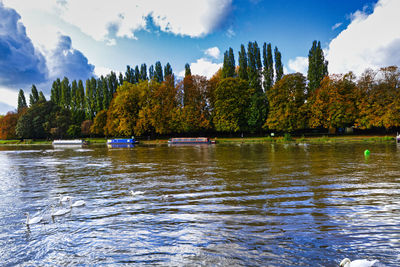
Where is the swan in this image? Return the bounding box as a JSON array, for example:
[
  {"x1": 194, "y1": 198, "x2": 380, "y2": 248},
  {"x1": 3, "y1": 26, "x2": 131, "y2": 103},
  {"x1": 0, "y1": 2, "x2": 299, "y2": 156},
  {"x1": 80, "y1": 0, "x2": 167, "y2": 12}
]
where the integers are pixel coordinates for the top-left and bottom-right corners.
[
  {"x1": 340, "y1": 258, "x2": 378, "y2": 267},
  {"x1": 51, "y1": 206, "x2": 71, "y2": 217},
  {"x1": 25, "y1": 212, "x2": 42, "y2": 225},
  {"x1": 58, "y1": 194, "x2": 71, "y2": 203},
  {"x1": 69, "y1": 199, "x2": 86, "y2": 207},
  {"x1": 130, "y1": 190, "x2": 145, "y2": 196}
]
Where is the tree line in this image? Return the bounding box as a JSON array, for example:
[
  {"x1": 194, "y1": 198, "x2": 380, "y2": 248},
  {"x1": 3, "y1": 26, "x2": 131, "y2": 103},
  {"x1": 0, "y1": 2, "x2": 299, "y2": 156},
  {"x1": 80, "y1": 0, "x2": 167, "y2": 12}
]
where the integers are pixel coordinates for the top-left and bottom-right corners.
[{"x1": 1, "y1": 40, "x2": 399, "y2": 140}]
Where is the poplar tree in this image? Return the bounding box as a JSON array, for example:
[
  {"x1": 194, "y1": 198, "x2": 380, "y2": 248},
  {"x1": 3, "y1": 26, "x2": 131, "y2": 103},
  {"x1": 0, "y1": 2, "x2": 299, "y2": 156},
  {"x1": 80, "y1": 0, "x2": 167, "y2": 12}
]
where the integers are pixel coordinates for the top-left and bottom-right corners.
[
  {"x1": 140, "y1": 64, "x2": 148, "y2": 80},
  {"x1": 77, "y1": 80, "x2": 85, "y2": 110},
  {"x1": 61, "y1": 77, "x2": 71, "y2": 109},
  {"x1": 17, "y1": 89, "x2": 27, "y2": 113},
  {"x1": 38, "y1": 91, "x2": 46, "y2": 102},
  {"x1": 71, "y1": 80, "x2": 78, "y2": 112},
  {"x1": 185, "y1": 63, "x2": 191, "y2": 77},
  {"x1": 274, "y1": 47, "x2": 284, "y2": 82},
  {"x1": 222, "y1": 47, "x2": 235, "y2": 78},
  {"x1": 238, "y1": 44, "x2": 248, "y2": 80},
  {"x1": 247, "y1": 41, "x2": 262, "y2": 92},
  {"x1": 164, "y1": 62, "x2": 173, "y2": 77},
  {"x1": 154, "y1": 61, "x2": 163, "y2": 82},
  {"x1": 29, "y1": 84, "x2": 39, "y2": 106},
  {"x1": 50, "y1": 78, "x2": 61, "y2": 105},
  {"x1": 263, "y1": 43, "x2": 274, "y2": 91},
  {"x1": 307, "y1": 40, "x2": 328, "y2": 92},
  {"x1": 149, "y1": 65, "x2": 154, "y2": 80},
  {"x1": 134, "y1": 65, "x2": 140, "y2": 83}
]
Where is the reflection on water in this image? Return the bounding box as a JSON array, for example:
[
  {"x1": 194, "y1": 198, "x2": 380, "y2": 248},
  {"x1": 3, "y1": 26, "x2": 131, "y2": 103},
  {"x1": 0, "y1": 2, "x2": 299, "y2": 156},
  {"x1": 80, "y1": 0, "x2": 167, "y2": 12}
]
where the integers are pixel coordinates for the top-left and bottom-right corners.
[{"x1": 0, "y1": 143, "x2": 400, "y2": 266}]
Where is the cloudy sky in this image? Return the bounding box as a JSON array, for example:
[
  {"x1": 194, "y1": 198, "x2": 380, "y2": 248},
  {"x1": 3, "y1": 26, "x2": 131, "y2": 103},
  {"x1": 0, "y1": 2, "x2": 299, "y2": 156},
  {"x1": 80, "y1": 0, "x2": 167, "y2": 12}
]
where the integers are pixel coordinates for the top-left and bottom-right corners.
[{"x1": 0, "y1": 0, "x2": 399, "y2": 114}]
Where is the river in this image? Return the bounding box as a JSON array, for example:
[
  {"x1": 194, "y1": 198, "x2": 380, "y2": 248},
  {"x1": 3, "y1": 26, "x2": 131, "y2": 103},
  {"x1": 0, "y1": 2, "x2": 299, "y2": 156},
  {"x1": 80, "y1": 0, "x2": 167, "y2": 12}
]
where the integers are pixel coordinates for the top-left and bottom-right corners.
[{"x1": 0, "y1": 143, "x2": 399, "y2": 266}]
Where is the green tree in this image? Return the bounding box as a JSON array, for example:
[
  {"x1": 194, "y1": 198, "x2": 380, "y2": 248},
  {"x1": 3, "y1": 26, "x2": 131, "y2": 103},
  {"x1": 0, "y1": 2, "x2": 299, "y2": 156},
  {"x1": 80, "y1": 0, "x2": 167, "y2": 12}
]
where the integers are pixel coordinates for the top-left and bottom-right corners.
[
  {"x1": 149, "y1": 65, "x2": 154, "y2": 80},
  {"x1": 134, "y1": 65, "x2": 140, "y2": 83},
  {"x1": 140, "y1": 64, "x2": 148, "y2": 80},
  {"x1": 238, "y1": 44, "x2": 248, "y2": 80},
  {"x1": 38, "y1": 91, "x2": 46, "y2": 102},
  {"x1": 247, "y1": 41, "x2": 262, "y2": 92},
  {"x1": 17, "y1": 89, "x2": 27, "y2": 113},
  {"x1": 222, "y1": 47, "x2": 235, "y2": 78},
  {"x1": 50, "y1": 78, "x2": 61, "y2": 105},
  {"x1": 61, "y1": 77, "x2": 71, "y2": 109},
  {"x1": 185, "y1": 63, "x2": 191, "y2": 77},
  {"x1": 164, "y1": 62, "x2": 173, "y2": 78},
  {"x1": 263, "y1": 43, "x2": 274, "y2": 91},
  {"x1": 274, "y1": 46, "x2": 284, "y2": 82},
  {"x1": 29, "y1": 84, "x2": 39, "y2": 106},
  {"x1": 307, "y1": 40, "x2": 328, "y2": 92},
  {"x1": 213, "y1": 77, "x2": 251, "y2": 133},
  {"x1": 154, "y1": 61, "x2": 164, "y2": 82}
]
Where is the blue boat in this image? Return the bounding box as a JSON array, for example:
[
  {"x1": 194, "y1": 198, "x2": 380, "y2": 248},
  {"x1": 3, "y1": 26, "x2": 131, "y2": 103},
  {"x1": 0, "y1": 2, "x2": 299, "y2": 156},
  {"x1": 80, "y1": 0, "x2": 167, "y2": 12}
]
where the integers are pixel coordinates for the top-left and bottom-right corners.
[{"x1": 107, "y1": 138, "x2": 138, "y2": 145}]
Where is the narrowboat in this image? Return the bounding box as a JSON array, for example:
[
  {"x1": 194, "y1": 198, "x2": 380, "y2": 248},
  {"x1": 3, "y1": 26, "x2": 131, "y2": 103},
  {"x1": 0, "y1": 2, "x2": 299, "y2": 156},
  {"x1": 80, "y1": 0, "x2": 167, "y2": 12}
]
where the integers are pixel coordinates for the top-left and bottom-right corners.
[
  {"x1": 107, "y1": 138, "x2": 138, "y2": 145},
  {"x1": 168, "y1": 137, "x2": 215, "y2": 144},
  {"x1": 52, "y1": 139, "x2": 88, "y2": 146}
]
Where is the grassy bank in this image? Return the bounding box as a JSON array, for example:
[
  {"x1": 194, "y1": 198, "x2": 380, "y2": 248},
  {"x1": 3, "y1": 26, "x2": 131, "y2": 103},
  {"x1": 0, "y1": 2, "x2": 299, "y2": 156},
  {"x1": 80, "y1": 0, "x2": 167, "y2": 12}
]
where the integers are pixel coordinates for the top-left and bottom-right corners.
[{"x1": 0, "y1": 135, "x2": 396, "y2": 146}]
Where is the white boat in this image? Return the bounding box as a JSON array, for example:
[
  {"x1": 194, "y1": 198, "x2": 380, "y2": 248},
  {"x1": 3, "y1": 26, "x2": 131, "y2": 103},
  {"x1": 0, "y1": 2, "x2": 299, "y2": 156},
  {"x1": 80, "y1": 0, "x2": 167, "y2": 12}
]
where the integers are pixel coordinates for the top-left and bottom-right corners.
[
  {"x1": 52, "y1": 139, "x2": 88, "y2": 146},
  {"x1": 397, "y1": 133, "x2": 400, "y2": 144}
]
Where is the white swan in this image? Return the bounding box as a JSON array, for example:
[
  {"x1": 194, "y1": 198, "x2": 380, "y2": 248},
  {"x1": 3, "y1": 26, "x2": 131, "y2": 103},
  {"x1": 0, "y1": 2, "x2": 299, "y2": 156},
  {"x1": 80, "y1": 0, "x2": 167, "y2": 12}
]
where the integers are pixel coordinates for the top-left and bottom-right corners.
[
  {"x1": 130, "y1": 190, "x2": 145, "y2": 196},
  {"x1": 25, "y1": 212, "x2": 42, "y2": 225},
  {"x1": 58, "y1": 194, "x2": 71, "y2": 203},
  {"x1": 340, "y1": 258, "x2": 378, "y2": 267},
  {"x1": 69, "y1": 199, "x2": 86, "y2": 207},
  {"x1": 51, "y1": 206, "x2": 71, "y2": 217}
]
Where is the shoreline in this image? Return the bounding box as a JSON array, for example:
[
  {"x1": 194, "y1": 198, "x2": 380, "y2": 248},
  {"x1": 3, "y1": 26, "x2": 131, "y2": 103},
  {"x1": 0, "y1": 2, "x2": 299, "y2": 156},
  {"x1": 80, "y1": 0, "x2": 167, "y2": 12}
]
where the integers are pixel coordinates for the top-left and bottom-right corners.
[{"x1": 0, "y1": 135, "x2": 396, "y2": 146}]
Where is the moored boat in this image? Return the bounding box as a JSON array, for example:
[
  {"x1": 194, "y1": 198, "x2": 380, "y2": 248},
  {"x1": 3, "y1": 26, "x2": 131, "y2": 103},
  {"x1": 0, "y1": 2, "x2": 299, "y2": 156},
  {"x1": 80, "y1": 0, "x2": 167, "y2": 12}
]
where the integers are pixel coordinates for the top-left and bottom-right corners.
[
  {"x1": 396, "y1": 133, "x2": 400, "y2": 144},
  {"x1": 168, "y1": 137, "x2": 215, "y2": 144},
  {"x1": 52, "y1": 139, "x2": 88, "y2": 146},
  {"x1": 107, "y1": 138, "x2": 138, "y2": 145}
]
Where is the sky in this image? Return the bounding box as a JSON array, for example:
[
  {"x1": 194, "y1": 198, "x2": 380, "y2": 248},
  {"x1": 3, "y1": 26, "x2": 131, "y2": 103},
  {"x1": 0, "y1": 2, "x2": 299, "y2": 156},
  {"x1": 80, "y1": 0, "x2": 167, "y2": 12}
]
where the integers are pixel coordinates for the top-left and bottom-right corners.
[{"x1": 1, "y1": 0, "x2": 400, "y2": 114}]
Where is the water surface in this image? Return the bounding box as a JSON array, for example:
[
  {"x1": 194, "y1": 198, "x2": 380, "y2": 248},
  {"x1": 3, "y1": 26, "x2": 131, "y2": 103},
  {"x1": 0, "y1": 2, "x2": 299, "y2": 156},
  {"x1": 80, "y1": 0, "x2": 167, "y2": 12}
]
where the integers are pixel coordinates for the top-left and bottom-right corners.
[{"x1": 0, "y1": 143, "x2": 399, "y2": 266}]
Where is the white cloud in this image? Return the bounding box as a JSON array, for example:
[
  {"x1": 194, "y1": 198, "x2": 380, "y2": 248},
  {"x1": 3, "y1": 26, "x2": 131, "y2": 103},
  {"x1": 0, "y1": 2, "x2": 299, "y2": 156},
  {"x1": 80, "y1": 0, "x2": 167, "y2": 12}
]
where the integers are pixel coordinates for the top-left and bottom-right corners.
[
  {"x1": 288, "y1": 57, "x2": 308, "y2": 75},
  {"x1": 178, "y1": 58, "x2": 222, "y2": 79},
  {"x1": 0, "y1": 87, "x2": 18, "y2": 114},
  {"x1": 205, "y1": 47, "x2": 220, "y2": 59},
  {"x1": 94, "y1": 66, "x2": 120, "y2": 77},
  {"x1": 326, "y1": 0, "x2": 400, "y2": 76},
  {"x1": 331, "y1": 22, "x2": 342, "y2": 30},
  {"x1": 5, "y1": 0, "x2": 233, "y2": 44}
]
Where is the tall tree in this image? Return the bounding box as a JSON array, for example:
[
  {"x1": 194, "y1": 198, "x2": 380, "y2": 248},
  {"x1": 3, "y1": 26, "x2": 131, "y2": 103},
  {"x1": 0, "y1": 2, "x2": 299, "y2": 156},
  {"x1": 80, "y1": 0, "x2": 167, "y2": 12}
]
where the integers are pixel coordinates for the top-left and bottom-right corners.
[
  {"x1": 50, "y1": 78, "x2": 61, "y2": 106},
  {"x1": 247, "y1": 42, "x2": 262, "y2": 92},
  {"x1": 125, "y1": 65, "x2": 133, "y2": 83},
  {"x1": 238, "y1": 44, "x2": 248, "y2": 80},
  {"x1": 38, "y1": 91, "x2": 46, "y2": 102},
  {"x1": 134, "y1": 65, "x2": 140, "y2": 83},
  {"x1": 61, "y1": 77, "x2": 71, "y2": 109},
  {"x1": 307, "y1": 40, "x2": 328, "y2": 92},
  {"x1": 164, "y1": 62, "x2": 173, "y2": 78},
  {"x1": 185, "y1": 63, "x2": 191, "y2": 77},
  {"x1": 222, "y1": 48, "x2": 235, "y2": 78},
  {"x1": 29, "y1": 85, "x2": 39, "y2": 106},
  {"x1": 274, "y1": 46, "x2": 284, "y2": 82},
  {"x1": 140, "y1": 64, "x2": 148, "y2": 80},
  {"x1": 263, "y1": 43, "x2": 274, "y2": 91},
  {"x1": 149, "y1": 65, "x2": 154, "y2": 80},
  {"x1": 17, "y1": 89, "x2": 27, "y2": 113},
  {"x1": 154, "y1": 61, "x2": 164, "y2": 82}
]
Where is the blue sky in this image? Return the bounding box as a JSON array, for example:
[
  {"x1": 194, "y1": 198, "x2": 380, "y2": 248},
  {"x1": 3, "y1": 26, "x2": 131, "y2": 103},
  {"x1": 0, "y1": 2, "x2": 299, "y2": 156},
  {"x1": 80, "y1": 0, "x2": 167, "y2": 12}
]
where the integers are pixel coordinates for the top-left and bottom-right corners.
[{"x1": 1, "y1": 0, "x2": 399, "y2": 114}]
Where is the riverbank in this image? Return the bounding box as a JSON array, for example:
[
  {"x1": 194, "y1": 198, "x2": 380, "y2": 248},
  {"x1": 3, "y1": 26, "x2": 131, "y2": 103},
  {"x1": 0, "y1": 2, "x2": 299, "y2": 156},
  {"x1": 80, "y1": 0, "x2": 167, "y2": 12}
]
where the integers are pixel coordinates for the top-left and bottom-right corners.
[{"x1": 1, "y1": 135, "x2": 396, "y2": 145}]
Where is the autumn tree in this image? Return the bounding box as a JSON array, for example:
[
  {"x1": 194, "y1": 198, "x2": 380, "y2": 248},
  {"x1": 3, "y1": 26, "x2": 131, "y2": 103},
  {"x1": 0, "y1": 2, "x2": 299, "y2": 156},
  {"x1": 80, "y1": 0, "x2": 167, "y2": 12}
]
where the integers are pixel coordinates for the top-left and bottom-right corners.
[
  {"x1": 90, "y1": 109, "x2": 108, "y2": 136},
  {"x1": 307, "y1": 40, "x2": 328, "y2": 92},
  {"x1": 265, "y1": 73, "x2": 308, "y2": 131},
  {"x1": 213, "y1": 77, "x2": 251, "y2": 133},
  {"x1": 0, "y1": 112, "x2": 19, "y2": 139},
  {"x1": 355, "y1": 66, "x2": 400, "y2": 129},
  {"x1": 105, "y1": 82, "x2": 143, "y2": 136},
  {"x1": 309, "y1": 73, "x2": 357, "y2": 129}
]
